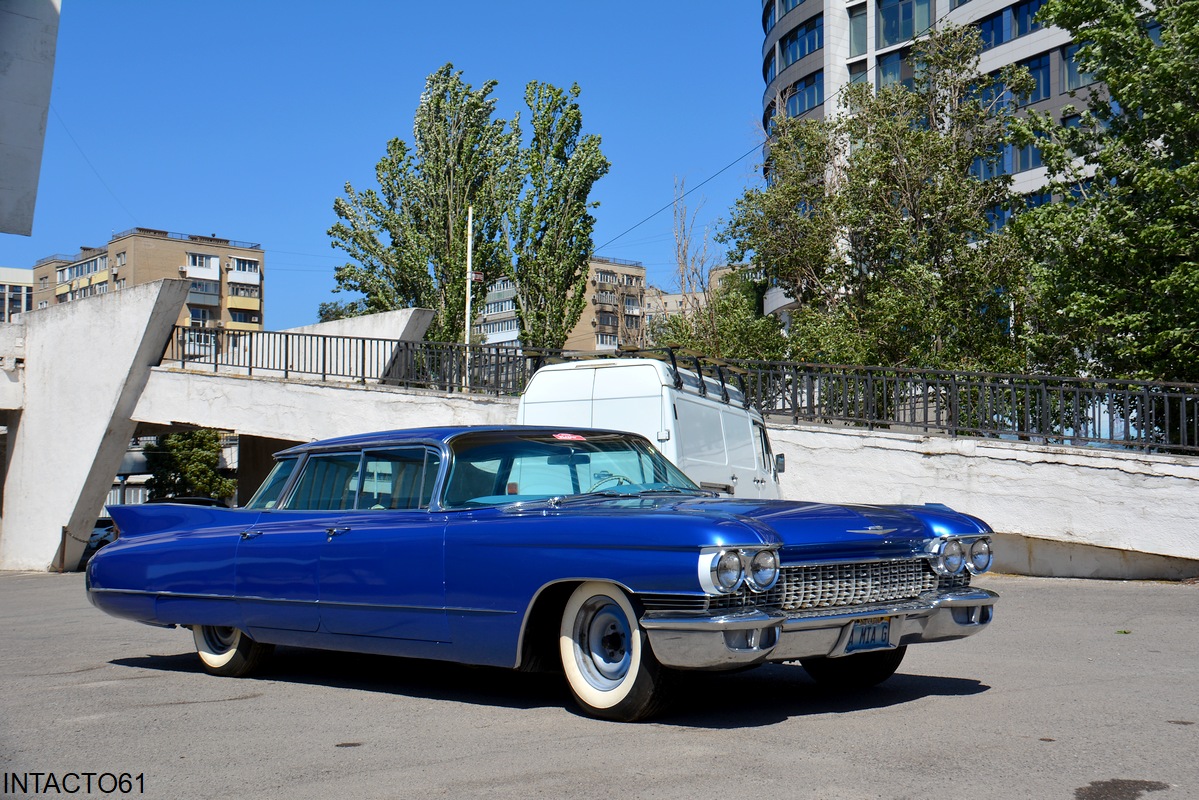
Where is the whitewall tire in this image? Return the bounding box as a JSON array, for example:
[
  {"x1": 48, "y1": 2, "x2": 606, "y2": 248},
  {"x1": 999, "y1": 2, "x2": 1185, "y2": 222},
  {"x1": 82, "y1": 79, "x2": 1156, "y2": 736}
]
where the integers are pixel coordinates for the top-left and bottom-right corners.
[
  {"x1": 559, "y1": 581, "x2": 666, "y2": 721},
  {"x1": 192, "y1": 625, "x2": 273, "y2": 678}
]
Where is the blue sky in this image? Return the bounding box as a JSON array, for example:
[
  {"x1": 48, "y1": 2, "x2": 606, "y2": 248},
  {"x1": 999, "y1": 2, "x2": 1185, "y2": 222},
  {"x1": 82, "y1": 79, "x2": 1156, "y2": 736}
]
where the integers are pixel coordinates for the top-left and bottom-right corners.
[{"x1": 2, "y1": 1, "x2": 767, "y2": 330}]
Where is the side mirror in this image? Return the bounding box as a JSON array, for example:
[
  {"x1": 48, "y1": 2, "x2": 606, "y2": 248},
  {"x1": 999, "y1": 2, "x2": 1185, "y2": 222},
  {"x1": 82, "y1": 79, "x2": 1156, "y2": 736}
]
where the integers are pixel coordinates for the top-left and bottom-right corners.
[{"x1": 775, "y1": 453, "x2": 786, "y2": 475}]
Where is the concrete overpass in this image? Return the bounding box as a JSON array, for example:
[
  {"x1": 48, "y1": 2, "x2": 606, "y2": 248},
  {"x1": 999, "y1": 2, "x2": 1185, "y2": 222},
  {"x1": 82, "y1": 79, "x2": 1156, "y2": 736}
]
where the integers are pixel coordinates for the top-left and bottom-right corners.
[{"x1": 1, "y1": 280, "x2": 1197, "y2": 579}]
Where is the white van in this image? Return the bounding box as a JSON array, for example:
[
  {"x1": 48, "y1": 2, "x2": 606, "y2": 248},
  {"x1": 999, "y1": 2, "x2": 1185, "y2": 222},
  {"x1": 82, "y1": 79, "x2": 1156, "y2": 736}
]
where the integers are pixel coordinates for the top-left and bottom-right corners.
[{"x1": 516, "y1": 358, "x2": 784, "y2": 499}]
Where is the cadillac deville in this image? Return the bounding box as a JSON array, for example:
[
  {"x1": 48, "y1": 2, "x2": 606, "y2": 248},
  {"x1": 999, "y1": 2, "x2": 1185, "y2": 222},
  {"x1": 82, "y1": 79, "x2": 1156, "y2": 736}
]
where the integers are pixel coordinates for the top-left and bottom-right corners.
[{"x1": 86, "y1": 426, "x2": 997, "y2": 721}]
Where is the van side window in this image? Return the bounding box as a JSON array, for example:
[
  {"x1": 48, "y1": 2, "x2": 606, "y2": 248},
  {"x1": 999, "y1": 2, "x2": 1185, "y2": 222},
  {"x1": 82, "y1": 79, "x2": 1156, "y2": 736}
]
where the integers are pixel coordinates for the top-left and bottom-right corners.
[{"x1": 754, "y1": 422, "x2": 774, "y2": 472}]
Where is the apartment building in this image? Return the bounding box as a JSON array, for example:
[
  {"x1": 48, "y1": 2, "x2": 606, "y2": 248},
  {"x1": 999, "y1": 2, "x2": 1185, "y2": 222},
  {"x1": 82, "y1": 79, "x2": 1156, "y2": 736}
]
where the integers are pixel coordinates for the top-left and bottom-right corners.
[
  {"x1": 473, "y1": 256, "x2": 647, "y2": 352},
  {"x1": 30, "y1": 227, "x2": 265, "y2": 331},
  {"x1": 762, "y1": 0, "x2": 1084, "y2": 197},
  {"x1": 0, "y1": 267, "x2": 33, "y2": 322}
]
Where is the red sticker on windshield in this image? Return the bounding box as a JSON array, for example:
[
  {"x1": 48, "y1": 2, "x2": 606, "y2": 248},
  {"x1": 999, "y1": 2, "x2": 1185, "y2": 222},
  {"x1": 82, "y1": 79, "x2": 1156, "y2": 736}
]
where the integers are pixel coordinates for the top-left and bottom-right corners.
[{"x1": 553, "y1": 433, "x2": 587, "y2": 441}]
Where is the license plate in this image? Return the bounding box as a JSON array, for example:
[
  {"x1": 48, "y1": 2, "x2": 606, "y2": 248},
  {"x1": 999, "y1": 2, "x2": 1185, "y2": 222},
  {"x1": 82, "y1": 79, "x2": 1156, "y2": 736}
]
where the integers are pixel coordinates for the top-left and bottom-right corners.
[{"x1": 846, "y1": 616, "x2": 893, "y2": 653}]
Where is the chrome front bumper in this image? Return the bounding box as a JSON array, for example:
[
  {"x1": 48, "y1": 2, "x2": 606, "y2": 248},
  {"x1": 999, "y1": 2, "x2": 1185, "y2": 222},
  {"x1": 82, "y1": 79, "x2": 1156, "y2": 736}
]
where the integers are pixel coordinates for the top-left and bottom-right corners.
[{"x1": 639, "y1": 587, "x2": 998, "y2": 670}]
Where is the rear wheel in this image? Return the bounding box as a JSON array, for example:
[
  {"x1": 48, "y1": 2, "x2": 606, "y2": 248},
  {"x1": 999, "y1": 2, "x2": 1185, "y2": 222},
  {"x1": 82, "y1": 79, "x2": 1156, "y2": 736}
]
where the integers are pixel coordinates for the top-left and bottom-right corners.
[
  {"x1": 192, "y1": 625, "x2": 273, "y2": 677},
  {"x1": 800, "y1": 646, "x2": 906, "y2": 689},
  {"x1": 559, "y1": 582, "x2": 666, "y2": 722}
]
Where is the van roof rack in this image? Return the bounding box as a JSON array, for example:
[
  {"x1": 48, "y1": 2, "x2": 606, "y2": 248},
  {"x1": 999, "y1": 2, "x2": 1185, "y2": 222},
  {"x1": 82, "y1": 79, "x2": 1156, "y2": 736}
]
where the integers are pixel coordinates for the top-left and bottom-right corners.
[{"x1": 602, "y1": 345, "x2": 752, "y2": 409}]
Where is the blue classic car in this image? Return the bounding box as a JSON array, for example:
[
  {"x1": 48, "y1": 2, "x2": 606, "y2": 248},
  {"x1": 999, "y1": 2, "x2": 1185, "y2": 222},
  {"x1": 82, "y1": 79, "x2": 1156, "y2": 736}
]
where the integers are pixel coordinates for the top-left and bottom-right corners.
[{"x1": 87, "y1": 426, "x2": 997, "y2": 721}]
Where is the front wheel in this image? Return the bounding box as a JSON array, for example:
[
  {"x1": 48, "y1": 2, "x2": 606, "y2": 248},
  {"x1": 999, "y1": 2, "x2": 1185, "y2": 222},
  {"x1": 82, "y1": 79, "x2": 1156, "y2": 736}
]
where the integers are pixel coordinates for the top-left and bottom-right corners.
[
  {"x1": 800, "y1": 646, "x2": 907, "y2": 690},
  {"x1": 559, "y1": 582, "x2": 667, "y2": 721},
  {"x1": 192, "y1": 625, "x2": 273, "y2": 677}
]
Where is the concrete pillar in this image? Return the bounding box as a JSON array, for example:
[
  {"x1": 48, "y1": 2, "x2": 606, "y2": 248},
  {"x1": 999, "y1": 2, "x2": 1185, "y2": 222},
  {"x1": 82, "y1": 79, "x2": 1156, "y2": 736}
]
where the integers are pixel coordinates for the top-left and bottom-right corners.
[
  {"x1": 236, "y1": 435, "x2": 304, "y2": 506},
  {"x1": 0, "y1": 279, "x2": 188, "y2": 571}
]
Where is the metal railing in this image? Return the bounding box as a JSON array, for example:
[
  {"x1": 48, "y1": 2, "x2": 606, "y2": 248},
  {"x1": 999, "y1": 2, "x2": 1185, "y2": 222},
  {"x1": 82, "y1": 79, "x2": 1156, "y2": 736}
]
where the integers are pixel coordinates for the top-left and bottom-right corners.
[
  {"x1": 162, "y1": 326, "x2": 559, "y2": 395},
  {"x1": 736, "y1": 361, "x2": 1199, "y2": 454},
  {"x1": 161, "y1": 326, "x2": 1199, "y2": 455}
]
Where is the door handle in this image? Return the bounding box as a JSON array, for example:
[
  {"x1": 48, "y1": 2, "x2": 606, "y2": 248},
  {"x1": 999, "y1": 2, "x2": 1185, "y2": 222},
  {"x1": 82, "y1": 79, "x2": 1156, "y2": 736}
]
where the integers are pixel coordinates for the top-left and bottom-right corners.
[
  {"x1": 240, "y1": 530, "x2": 262, "y2": 540},
  {"x1": 325, "y1": 527, "x2": 351, "y2": 539}
]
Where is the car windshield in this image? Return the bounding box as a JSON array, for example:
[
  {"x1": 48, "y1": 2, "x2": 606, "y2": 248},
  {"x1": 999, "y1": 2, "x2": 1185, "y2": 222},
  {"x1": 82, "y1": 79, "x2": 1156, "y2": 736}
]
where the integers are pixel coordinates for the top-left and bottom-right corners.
[{"x1": 442, "y1": 431, "x2": 702, "y2": 508}]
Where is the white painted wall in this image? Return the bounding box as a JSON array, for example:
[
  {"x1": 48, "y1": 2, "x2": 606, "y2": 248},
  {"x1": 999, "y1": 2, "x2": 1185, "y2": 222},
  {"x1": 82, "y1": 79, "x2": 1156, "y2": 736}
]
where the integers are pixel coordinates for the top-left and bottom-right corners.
[
  {"x1": 770, "y1": 423, "x2": 1199, "y2": 563},
  {"x1": 135, "y1": 369, "x2": 516, "y2": 444},
  {"x1": 0, "y1": 280, "x2": 189, "y2": 570}
]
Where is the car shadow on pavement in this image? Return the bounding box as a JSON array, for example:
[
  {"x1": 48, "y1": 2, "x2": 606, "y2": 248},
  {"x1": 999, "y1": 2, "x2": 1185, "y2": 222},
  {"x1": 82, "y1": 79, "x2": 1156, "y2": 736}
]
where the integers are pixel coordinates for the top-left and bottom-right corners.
[{"x1": 112, "y1": 648, "x2": 988, "y2": 727}]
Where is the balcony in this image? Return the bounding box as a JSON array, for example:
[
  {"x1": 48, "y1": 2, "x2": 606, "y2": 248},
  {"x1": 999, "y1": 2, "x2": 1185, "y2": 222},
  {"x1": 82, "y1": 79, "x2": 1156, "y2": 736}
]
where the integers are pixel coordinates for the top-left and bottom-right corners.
[{"x1": 763, "y1": 285, "x2": 799, "y2": 317}]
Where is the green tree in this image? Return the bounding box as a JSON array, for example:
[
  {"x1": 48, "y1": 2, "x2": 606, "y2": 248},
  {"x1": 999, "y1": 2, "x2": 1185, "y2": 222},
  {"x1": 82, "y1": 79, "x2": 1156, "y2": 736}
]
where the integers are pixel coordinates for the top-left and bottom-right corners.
[
  {"x1": 504, "y1": 82, "x2": 610, "y2": 349},
  {"x1": 328, "y1": 64, "x2": 517, "y2": 342},
  {"x1": 1012, "y1": 0, "x2": 1199, "y2": 381},
  {"x1": 144, "y1": 429, "x2": 236, "y2": 501},
  {"x1": 725, "y1": 24, "x2": 1034, "y2": 371},
  {"x1": 327, "y1": 66, "x2": 608, "y2": 349}
]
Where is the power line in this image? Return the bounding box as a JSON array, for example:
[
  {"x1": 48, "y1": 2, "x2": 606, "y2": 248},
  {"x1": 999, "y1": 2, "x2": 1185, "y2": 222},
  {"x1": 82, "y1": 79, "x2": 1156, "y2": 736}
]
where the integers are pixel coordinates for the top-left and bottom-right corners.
[
  {"x1": 595, "y1": 5, "x2": 964, "y2": 254},
  {"x1": 50, "y1": 104, "x2": 140, "y2": 227}
]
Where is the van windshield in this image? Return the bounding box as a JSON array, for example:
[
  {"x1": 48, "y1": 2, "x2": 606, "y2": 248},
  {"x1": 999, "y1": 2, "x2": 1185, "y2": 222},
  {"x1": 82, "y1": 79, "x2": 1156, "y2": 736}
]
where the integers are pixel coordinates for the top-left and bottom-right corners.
[{"x1": 443, "y1": 431, "x2": 701, "y2": 508}]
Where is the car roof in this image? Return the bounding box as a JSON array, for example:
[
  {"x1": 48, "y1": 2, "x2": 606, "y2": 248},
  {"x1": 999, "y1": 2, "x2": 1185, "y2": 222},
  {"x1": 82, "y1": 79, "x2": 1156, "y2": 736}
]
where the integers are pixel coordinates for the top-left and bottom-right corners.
[{"x1": 275, "y1": 425, "x2": 641, "y2": 457}]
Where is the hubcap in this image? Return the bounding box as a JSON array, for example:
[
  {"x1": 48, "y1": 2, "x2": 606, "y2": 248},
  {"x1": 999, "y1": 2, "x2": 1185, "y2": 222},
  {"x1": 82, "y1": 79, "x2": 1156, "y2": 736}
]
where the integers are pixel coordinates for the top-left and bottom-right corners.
[
  {"x1": 574, "y1": 597, "x2": 632, "y2": 690},
  {"x1": 204, "y1": 626, "x2": 237, "y2": 653}
]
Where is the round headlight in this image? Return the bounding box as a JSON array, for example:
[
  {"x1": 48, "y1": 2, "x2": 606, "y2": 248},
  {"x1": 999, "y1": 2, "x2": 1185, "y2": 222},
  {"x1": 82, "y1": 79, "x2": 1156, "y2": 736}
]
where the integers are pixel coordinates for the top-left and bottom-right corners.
[
  {"x1": 713, "y1": 550, "x2": 745, "y2": 593},
  {"x1": 942, "y1": 539, "x2": 966, "y2": 574},
  {"x1": 748, "y1": 549, "x2": 780, "y2": 591},
  {"x1": 968, "y1": 538, "x2": 993, "y2": 574}
]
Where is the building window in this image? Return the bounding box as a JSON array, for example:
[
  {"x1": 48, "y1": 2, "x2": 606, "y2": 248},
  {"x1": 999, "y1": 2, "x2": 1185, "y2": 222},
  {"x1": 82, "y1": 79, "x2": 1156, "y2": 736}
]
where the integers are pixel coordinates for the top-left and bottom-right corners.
[
  {"x1": 624, "y1": 315, "x2": 640, "y2": 331},
  {"x1": 1013, "y1": 140, "x2": 1043, "y2": 172},
  {"x1": 849, "y1": 5, "x2": 867, "y2": 57},
  {"x1": 877, "y1": 0, "x2": 928, "y2": 49},
  {"x1": 781, "y1": 0, "x2": 802, "y2": 12},
  {"x1": 115, "y1": 251, "x2": 126, "y2": 267},
  {"x1": 230, "y1": 310, "x2": 260, "y2": 324},
  {"x1": 763, "y1": 0, "x2": 776, "y2": 33},
  {"x1": 596, "y1": 290, "x2": 617, "y2": 305},
  {"x1": 191, "y1": 279, "x2": 219, "y2": 294},
  {"x1": 229, "y1": 283, "x2": 260, "y2": 298},
  {"x1": 849, "y1": 60, "x2": 869, "y2": 84},
  {"x1": 1061, "y1": 43, "x2": 1094, "y2": 91},
  {"x1": 878, "y1": 50, "x2": 915, "y2": 89},
  {"x1": 764, "y1": 51, "x2": 776, "y2": 84},
  {"x1": 38, "y1": 301, "x2": 48, "y2": 310},
  {"x1": 595, "y1": 270, "x2": 617, "y2": 285},
  {"x1": 189, "y1": 306, "x2": 213, "y2": 326},
  {"x1": 977, "y1": 10, "x2": 1007, "y2": 50},
  {"x1": 483, "y1": 298, "x2": 515, "y2": 315},
  {"x1": 39, "y1": 277, "x2": 48, "y2": 290},
  {"x1": 780, "y1": 16, "x2": 823, "y2": 69},
  {"x1": 597, "y1": 312, "x2": 618, "y2": 327},
  {"x1": 786, "y1": 72, "x2": 824, "y2": 116},
  {"x1": 1013, "y1": 0, "x2": 1046, "y2": 37},
  {"x1": 234, "y1": 258, "x2": 259, "y2": 273},
  {"x1": 1019, "y1": 53, "x2": 1052, "y2": 105},
  {"x1": 188, "y1": 253, "x2": 214, "y2": 270},
  {"x1": 596, "y1": 333, "x2": 618, "y2": 348}
]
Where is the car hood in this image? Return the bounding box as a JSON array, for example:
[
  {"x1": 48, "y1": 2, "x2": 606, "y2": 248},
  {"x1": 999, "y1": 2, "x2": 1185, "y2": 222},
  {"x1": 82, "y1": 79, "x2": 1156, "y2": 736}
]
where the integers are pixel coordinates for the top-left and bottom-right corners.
[{"x1": 507, "y1": 495, "x2": 990, "y2": 561}]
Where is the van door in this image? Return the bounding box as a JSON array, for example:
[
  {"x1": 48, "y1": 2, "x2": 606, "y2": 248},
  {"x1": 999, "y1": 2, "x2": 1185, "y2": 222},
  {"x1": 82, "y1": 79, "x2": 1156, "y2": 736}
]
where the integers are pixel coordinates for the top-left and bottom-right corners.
[{"x1": 752, "y1": 420, "x2": 781, "y2": 499}]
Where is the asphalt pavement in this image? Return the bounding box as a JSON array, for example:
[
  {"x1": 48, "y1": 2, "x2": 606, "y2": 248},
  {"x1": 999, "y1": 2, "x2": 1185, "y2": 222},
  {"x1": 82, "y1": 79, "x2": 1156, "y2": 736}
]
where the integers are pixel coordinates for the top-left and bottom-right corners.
[{"x1": 1, "y1": 571, "x2": 1195, "y2": 800}]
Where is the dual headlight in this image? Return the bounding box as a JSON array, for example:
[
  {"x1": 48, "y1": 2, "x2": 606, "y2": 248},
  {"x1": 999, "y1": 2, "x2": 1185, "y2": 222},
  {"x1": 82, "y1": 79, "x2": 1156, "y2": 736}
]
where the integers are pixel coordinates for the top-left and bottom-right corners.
[
  {"x1": 929, "y1": 536, "x2": 993, "y2": 575},
  {"x1": 702, "y1": 547, "x2": 781, "y2": 594}
]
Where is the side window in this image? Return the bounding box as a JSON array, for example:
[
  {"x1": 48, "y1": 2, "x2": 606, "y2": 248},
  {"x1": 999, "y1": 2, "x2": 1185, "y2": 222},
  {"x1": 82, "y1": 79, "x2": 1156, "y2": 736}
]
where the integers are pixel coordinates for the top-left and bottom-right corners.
[
  {"x1": 754, "y1": 422, "x2": 774, "y2": 472},
  {"x1": 358, "y1": 448, "x2": 442, "y2": 510},
  {"x1": 244, "y1": 457, "x2": 298, "y2": 510},
  {"x1": 284, "y1": 453, "x2": 362, "y2": 511}
]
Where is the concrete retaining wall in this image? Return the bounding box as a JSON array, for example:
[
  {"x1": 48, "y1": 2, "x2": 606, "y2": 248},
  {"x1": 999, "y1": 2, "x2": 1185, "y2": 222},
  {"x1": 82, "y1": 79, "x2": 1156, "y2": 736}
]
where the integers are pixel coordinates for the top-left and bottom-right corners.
[{"x1": 770, "y1": 423, "x2": 1199, "y2": 579}]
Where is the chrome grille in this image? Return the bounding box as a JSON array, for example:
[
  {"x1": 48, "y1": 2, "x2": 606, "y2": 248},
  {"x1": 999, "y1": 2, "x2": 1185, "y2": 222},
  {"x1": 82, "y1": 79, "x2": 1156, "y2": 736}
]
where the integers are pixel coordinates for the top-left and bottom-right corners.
[
  {"x1": 778, "y1": 560, "x2": 936, "y2": 610},
  {"x1": 710, "y1": 558, "x2": 964, "y2": 612}
]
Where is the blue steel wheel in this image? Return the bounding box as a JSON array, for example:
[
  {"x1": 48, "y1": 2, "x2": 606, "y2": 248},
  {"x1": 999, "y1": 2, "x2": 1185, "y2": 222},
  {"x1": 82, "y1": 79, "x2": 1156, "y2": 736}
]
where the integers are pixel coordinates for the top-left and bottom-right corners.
[
  {"x1": 559, "y1": 582, "x2": 666, "y2": 721},
  {"x1": 192, "y1": 625, "x2": 274, "y2": 678}
]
